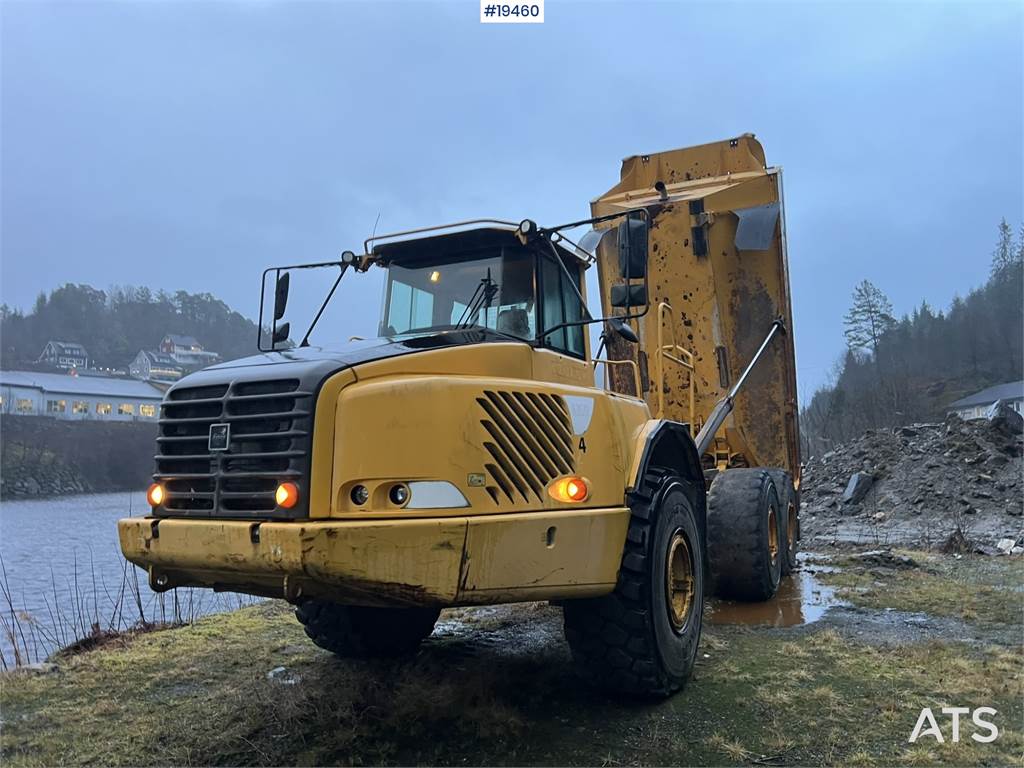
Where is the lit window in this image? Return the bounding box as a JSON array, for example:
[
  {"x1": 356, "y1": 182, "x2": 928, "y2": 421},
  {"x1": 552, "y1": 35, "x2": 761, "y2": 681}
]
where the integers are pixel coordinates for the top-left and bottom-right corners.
[
  {"x1": 96, "y1": 403, "x2": 112, "y2": 415},
  {"x1": 72, "y1": 401, "x2": 88, "y2": 414},
  {"x1": 46, "y1": 399, "x2": 67, "y2": 413},
  {"x1": 16, "y1": 399, "x2": 33, "y2": 413},
  {"x1": 139, "y1": 404, "x2": 156, "y2": 418},
  {"x1": 117, "y1": 403, "x2": 135, "y2": 415}
]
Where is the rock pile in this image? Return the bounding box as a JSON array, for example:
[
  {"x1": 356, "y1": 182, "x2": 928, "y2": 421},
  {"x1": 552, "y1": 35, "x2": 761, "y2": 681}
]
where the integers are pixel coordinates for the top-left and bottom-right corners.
[
  {"x1": 1, "y1": 444, "x2": 91, "y2": 497},
  {"x1": 800, "y1": 408, "x2": 1023, "y2": 549},
  {"x1": 0, "y1": 415, "x2": 157, "y2": 500}
]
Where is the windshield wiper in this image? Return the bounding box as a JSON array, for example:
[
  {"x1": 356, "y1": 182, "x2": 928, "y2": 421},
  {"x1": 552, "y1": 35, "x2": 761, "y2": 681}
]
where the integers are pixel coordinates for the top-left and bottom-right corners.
[{"x1": 455, "y1": 270, "x2": 499, "y2": 329}]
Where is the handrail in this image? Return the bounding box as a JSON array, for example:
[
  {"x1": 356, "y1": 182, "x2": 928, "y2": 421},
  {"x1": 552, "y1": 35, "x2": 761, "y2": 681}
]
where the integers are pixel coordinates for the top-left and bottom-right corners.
[
  {"x1": 592, "y1": 357, "x2": 642, "y2": 399},
  {"x1": 655, "y1": 302, "x2": 696, "y2": 432}
]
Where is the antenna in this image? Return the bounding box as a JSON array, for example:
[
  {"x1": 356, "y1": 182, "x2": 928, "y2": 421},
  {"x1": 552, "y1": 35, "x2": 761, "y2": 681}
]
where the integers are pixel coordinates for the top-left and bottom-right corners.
[{"x1": 370, "y1": 211, "x2": 381, "y2": 250}]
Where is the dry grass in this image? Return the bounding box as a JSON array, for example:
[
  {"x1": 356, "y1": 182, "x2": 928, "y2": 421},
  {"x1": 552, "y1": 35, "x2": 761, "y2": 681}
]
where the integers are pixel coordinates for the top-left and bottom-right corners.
[{"x1": 706, "y1": 733, "x2": 751, "y2": 762}]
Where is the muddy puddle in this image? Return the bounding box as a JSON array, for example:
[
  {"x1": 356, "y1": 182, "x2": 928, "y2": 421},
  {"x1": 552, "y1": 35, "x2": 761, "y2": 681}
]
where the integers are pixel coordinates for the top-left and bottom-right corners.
[
  {"x1": 429, "y1": 555, "x2": 848, "y2": 650},
  {"x1": 708, "y1": 556, "x2": 847, "y2": 627}
]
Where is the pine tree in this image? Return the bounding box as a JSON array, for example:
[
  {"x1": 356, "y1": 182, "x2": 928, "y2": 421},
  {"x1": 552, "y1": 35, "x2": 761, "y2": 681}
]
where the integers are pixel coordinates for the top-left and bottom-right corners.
[
  {"x1": 843, "y1": 280, "x2": 895, "y2": 357},
  {"x1": 990, "y1": 218, "x2": 1019, "y2": 277}
]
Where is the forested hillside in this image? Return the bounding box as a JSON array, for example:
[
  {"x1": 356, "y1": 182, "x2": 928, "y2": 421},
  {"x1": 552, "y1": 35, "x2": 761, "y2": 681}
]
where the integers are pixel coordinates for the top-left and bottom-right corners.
[
  {"x1": 0, "y1": 285, "x2": 258, "y2": 369},
  {"x1": 801, "y1": 220, "x2": 1024, "y2": 457}
]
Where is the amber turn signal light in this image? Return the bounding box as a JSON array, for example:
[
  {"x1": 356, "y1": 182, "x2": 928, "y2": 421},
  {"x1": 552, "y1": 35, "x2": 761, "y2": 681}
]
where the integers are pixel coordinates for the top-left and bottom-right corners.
[
  {"x1": 275, "y1": 482, "x2": 300, "y2": 509},
  {"x1": 146, "y1": 483, "x2": 164, "y2": 507},
  {"x1": 548, "y1": 476, "x2": 589, "y2": 503}
]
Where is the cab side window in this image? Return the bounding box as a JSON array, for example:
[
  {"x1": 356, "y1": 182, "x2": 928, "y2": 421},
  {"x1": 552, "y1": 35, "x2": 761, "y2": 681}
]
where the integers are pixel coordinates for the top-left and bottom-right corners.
[
  {"x1": 386, "y1": 279, "x2": 434, "y2": 334},
  {"x1": 540, "y1": 255, "x2": 585, "y2": 358}
]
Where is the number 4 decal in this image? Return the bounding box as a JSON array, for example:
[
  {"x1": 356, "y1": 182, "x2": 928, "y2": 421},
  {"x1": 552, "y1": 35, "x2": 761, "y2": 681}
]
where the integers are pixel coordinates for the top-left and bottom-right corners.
[{"x1": 578, "y1": 436, "x2": 587, "y2": 453}]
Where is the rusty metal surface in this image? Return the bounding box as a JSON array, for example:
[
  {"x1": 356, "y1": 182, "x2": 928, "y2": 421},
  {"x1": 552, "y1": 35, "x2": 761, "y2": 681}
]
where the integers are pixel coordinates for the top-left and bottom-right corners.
[
  {"x1": 117, "y1": 507, "x2": 630, "y2": 607},
  {"x1": 592, "y1": 135, "x2": 800, "y2": 479}
]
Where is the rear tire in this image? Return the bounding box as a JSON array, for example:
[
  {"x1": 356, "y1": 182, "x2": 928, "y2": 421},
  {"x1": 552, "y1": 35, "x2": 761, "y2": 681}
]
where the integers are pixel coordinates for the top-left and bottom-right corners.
[
  {"x1": 707, "y1": 468, "x2": 783, "y2": 601},
  {"x1": 766, "y1": 469, "x2": 799, "y2": 575},
  {"x1": 563, "y1": 469, "x2": 705, "y2": 697},
  {"x1": 295, "y1": 601, "x2": 440, "y2": 658}
]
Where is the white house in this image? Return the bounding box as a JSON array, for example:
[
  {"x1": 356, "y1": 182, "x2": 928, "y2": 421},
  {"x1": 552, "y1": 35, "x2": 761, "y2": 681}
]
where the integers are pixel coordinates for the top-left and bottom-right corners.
[
  {"x1": 0, "y1": 370, "x2": 164, "y2": 421},
  {"x1": 159, "y1": 334, "x2": 220, "y2": 367},
  {"x1": 948, "y1": 380, "x2": 1024, "y2": 420},
  {"x1": 37, "y1": 341, "x2": 89, "y2": 371},
  {"x1": 129, "y1": 350, "x2": 184, "y2": 383}
]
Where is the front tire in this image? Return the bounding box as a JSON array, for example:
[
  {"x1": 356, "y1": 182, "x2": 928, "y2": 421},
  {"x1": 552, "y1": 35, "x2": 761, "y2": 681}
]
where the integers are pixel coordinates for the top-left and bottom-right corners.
[
  {"x1": 563, "y1": 470, "x2": 705, "y2": 697},
  {"x1": 295, "y1": 601, "x2": 440, "y2": 658}
]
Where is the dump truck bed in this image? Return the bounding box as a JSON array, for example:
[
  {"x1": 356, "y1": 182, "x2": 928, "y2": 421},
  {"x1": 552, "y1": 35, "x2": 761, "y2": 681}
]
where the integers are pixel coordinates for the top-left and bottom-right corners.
[{"x1": 591, "y1": 134, "x2": 800, "y2": 480}]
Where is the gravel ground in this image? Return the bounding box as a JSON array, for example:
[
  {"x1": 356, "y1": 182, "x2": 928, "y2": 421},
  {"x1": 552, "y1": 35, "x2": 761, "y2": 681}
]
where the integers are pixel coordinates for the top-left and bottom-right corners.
[{"x1": 800, "y1": 410, "x2": 1023, "y2": 550}]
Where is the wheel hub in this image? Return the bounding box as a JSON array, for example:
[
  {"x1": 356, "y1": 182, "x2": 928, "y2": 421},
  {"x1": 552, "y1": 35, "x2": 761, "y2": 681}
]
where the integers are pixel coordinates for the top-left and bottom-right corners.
[
  {"x1": 666, "y1": 531, "x2": 695, "y2": 632},
  {"x1": 768, "y1": 504, "x2": 779, "y2": 566}
]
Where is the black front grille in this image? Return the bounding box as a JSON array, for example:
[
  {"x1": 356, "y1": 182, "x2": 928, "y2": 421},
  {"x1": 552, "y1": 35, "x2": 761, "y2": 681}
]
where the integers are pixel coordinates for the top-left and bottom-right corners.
[{"x1": 154, "y1": 378, "x2": 313, "y2": 518}]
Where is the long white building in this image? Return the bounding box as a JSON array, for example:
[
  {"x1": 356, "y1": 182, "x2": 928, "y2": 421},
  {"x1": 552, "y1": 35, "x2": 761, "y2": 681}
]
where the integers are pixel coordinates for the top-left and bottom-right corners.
[
  {"x1": 948, "y1": 380, "x2": 1024, "y2": 420},
  {"x1": 0, "y1": 370, "x2": 165, "y2": 422}
]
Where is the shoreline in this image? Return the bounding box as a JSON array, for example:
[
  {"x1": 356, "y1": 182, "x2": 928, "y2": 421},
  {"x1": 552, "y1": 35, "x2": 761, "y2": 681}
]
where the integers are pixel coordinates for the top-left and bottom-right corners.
[{"x1": 0, "y1": 487, "x2": 148, "y2": 504}]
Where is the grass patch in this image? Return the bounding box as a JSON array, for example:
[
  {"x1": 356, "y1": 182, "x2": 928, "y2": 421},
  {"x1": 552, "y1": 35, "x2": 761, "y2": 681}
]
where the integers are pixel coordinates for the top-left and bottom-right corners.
[
  {"x1": 695, "y1": 627, "x2": 1022, "y2": 766},
  {"x1": 819, "y1": 550, "x2": 1024, "y2": 625},
  {"x1": 2, "y1": 552, "x2": 1021, "y2": 766}
]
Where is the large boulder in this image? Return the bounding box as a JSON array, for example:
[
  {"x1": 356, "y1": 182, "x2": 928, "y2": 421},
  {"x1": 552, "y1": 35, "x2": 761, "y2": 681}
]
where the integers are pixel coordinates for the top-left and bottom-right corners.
[
  {"x1": 988, "y1": 399, "x2": 1023, "y2": 436},
  {"x1": 841, "y1": 471, "x2": 874, "y2": 504}
]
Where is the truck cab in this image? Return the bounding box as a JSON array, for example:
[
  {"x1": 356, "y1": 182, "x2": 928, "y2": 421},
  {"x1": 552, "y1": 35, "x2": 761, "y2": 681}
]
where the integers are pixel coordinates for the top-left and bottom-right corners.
[{"x1": 122, "y1": 221, "x2": 668, "y2": 600}]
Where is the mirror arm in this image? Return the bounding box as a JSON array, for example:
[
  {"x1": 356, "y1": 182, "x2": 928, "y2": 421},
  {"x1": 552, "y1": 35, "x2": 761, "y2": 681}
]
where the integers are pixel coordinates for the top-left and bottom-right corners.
[
  {"x1": 538, "y1": 303, "x2": 650, "y2": 344},
  {"x1": 536, "y1": 208, "x2": 652, "y2": 342},
  {"x1": 543, "y1": 237, "x2": 592, "y2": 322},
  {"x1": 535, "y1": 236, "x2": 596, "y2": 342},
  {"x1": 299, "y1": 263, "x2": 349, "y2": 348},
  {"x1": 539, "y1": 207, "x2": 651, "y2": 238}
]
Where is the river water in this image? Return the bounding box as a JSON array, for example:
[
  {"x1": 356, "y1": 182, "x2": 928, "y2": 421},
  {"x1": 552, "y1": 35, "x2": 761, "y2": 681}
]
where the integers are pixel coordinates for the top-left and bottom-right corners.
[
  {"x1": 0, "y1": 493, "x2": 845, "y2": 667},
  {"x1": 0, "y1": 491, "x2": 254, "y2": 666}
]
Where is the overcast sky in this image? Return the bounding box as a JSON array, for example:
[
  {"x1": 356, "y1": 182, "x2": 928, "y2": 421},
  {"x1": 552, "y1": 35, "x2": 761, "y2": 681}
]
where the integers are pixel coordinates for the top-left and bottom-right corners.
[{"x1": 2, "y1": 0, "x2": 1021, "y2": 397}]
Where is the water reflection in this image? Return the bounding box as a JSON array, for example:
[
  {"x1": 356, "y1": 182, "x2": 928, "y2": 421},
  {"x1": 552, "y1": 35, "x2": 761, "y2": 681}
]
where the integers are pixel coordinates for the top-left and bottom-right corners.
[
  {"x1": 708, "y1": 563, "x2": 845, "y2": 627},
  {"x1": 0, "y1": 491, "x2": 256, "y2": 665}
]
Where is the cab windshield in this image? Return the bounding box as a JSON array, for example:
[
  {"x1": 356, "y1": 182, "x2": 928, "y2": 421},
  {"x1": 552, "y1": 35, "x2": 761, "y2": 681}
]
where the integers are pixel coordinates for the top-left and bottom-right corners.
[{"x1": 380, "y1": 248, "x2": 536, "y2": 340}]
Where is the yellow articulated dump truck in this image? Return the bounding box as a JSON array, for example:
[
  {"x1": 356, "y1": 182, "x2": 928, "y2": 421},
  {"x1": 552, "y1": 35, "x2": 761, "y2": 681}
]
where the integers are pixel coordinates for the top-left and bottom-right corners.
[{"x1": 120, "y1": 134, "x2": 799, "y2": 696}]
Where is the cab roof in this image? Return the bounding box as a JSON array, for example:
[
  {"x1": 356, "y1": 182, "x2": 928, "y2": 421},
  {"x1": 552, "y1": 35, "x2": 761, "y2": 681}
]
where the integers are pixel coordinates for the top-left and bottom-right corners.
[{"x1": 369, "y1": 224, "x2": 588, "y2": 267}]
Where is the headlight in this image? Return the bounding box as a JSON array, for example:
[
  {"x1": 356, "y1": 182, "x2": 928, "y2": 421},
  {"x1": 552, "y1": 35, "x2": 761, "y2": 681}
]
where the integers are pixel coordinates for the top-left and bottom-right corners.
[
  {"x1": 388, "y1": 484, "x2": 410, "y2": 506},
  {"x1": 350, "y1": 484, "x2": 369, "y2": 505},
  {"x1": 275, "y1": 482, "x2": 300, "y2": 508},
  {"x1": 146, "y1": 483, "x2": 164, "y2": 507}
]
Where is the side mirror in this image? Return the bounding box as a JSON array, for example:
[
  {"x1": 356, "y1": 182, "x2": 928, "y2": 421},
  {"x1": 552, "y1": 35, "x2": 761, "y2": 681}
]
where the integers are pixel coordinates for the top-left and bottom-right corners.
[
  {"x1": 607, "y1": 317, "x2": 639, "y2": 344},
  {"x1": 273, "y1": 272, "x2": 290, "y2": 321},
  {"x1": 610, "y1": 283, "x2": 648, "y2": 308},
  {"x1": 617, "y1": 215, "x2": 648, "y2": 279},
  {"x1": 272, "y1": 322, "x2": 290, "y2": 348}
]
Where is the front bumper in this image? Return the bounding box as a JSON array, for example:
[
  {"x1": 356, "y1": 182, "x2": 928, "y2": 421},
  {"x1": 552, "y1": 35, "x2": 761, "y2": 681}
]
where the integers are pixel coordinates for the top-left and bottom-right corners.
[{"x1": 118, "y1": 506, "x2": 630, "y2": 607}]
